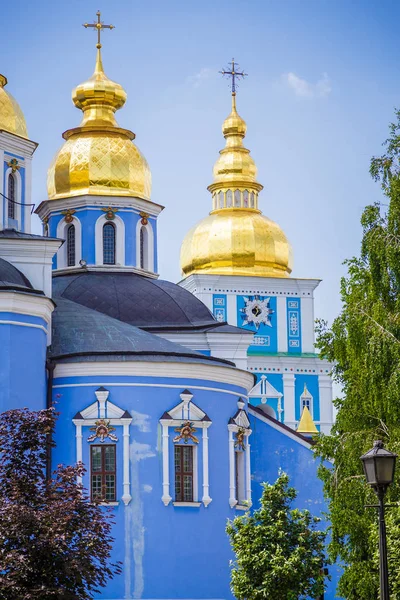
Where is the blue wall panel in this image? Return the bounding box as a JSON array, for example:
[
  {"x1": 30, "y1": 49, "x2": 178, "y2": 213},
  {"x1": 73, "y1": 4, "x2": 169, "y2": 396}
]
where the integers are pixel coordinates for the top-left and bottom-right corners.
[
  {"x1": 287, "y1": 297, "x2": 302, "y2": 354},
  {"x1": 237, "y1": 295, "x2": 277, "y2": 353}
]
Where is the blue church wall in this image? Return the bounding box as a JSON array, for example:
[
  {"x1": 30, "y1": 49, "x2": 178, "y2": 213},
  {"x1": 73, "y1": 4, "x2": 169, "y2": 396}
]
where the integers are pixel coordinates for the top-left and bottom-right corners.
[
  {"x1": 0, "y1": 312, "x2": 47, "y2": 412},
  {"x1": 249, "y1": 411, "x2": 341, "y2": 599},
  {"x1": 51, "y1": 370, "x2": 251, "y2": 600},
  {"x1": 237, "y1": 294, "x2": 277, "y2": 353},
  {"x1": 295, "y1": 374, "x2": 320, "y2": 422}
]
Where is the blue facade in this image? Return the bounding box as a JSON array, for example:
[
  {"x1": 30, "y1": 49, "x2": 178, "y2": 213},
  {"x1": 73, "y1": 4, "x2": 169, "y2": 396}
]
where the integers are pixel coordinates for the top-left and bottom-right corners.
[
  {"x1": 287, "y1": 297, "x2": 302, "y2": 354},
  {"x1": 236, "y1": 294, "x2": 277, "y2": 353},
  {"x1": 213, "y1": 293, "x2": 227, "y2": 322}
]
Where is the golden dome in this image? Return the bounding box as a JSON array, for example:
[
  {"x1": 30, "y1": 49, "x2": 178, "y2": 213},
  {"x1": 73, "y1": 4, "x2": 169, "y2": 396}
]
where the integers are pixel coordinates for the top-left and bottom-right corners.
[
  {"x1": 0, "y1": 74, "x2": 28, "y2": 138},
  {"x1": 47, "y1": 49, "x2": 151, "y2": 200},
  {"x1": 180, "y1": 92, "x2": 292, "y2": 278}
]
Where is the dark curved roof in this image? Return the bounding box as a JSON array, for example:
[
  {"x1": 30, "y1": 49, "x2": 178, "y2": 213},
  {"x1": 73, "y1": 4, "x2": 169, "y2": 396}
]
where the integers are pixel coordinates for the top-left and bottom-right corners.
[
  {"x1": 52, "y1": 272, "x2": 217, "y2": 330},
  {"x1": 0, "y1": 257, "x2": 42, "y2": 294},
  {"x1": 50, "y1": 297, "x2": 234, "y2": 368}
]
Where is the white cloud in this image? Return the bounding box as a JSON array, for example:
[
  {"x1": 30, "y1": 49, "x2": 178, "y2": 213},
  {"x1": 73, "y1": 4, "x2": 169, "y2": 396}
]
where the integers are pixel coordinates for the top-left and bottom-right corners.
[
  {"x1": 282, "y1": 72, "x2": 331, "y2": 99},
  {"x1": 187, "y1": 67, "x2": 214, "y2": 88}
]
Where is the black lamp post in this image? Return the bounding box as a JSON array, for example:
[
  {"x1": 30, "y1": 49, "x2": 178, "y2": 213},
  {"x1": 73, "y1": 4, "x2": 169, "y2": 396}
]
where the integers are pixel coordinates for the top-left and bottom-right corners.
[{"x1": 360, "y1": 440, "x2": 397, "y2": 600}]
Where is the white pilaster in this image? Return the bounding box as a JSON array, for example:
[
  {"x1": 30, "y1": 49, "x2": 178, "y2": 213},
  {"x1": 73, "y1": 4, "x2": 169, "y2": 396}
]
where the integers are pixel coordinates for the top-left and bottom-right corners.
[
  {"x1": 161, "y1": 424, "x2": 172, "y2": 506},
  {"x1": 202, "y1": 426, "x2": 212, "y2": 506},
  {"x1": 122, "y1": 422, "x2": 132, "y2": 505},
  {"x1": 277, "y1": 296, "x2": 287, "y2": 352},
  {"x1": 227, "y1": 293, "x2": 237, "y2": 325},
  {"x1": 75, "y1": 423, "x2": 83, "y2": 485},
  {"x1": 318, "y1": 374, "x2": 333, "y2": 434},
  {"x1": 245, "y1": 431, "x2": 252, "y2": 506},
  {"x1": 301, "y1": 296, "x2": 315, "y2": 353},
  {"x1": 228, "y1": 425, "x2": 237, "y2": 508},
  {"x1": 24, "y1": 156, "x2": 33, "y2": 233},
  {"x1": 0, "y1": 148, "x2": 4, "y2": 229},
  {"x1": 283, "y1": 372, "x2": 296, "y2": 428}
]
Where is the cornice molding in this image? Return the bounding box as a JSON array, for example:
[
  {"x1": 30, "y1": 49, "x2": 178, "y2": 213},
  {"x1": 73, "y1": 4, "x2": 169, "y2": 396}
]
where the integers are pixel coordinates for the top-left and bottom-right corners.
[{"x1": 0, "y1": 292, "x2": 54, "y2": 323}]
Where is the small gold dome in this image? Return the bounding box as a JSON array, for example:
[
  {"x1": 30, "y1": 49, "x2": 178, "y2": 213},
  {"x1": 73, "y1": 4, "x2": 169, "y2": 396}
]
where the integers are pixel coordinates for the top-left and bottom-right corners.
[
  {"x1": 47, "y1": 50, "x2": 151, "y2": 200},
  {"x1": 180, "y1": 91, "x2": 292, "y2": 278},
  {"x1": 181, "y1": 209, "x2": 292, "y2": 278},
  {"x1": 0, "y1": 74, "x2": 28, "y2": 138}
]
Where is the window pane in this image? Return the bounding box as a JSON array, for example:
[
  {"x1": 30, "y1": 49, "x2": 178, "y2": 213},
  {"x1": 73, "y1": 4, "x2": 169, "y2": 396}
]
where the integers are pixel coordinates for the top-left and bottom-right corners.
[
  {"x1": 103, "y1": 223, "x2": 116, "y2": 265},
  {"x1": 183, "y1": 475, "x2": 193, "y2": 502},
  {"x1": 91, "y1": 447, "x2": 102, "y2": 472},
  {"x1": 105, "y1": 474, "x2": 116, "y2": 501},
  {"x1": 8, "y1": 174, "x2": 15, "y2": 219},
  {"x1": 91, "y1": 474, "x2": 102, "y2": 500},
  {"x1": 183, "y1": 446, "x2": 192, "y2": 472},
  {"x1": 175, "y1": 474, "x2": 182, "y2": 501},
  {"x1": 67, "y1": 224, "x2": 75, "y2": 266},
  {"x1": 104, "y1": 446, "x2": 116, "y2": 472}
]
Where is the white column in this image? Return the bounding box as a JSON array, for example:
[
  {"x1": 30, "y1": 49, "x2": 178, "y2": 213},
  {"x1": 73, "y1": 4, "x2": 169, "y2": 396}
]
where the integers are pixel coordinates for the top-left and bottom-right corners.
[
  {"x1": 24, "y1": 157, "x2": 32, "y2": 233},
  {"x1": 318, "y1": 374, "x2": 333, "y2": 434},
  {"x1": 283, "y1": 373, "x2": 296, "y2": 429},
  {"x1": 0, "y1": 149, "x2": 4, "y2": 230},
  {"x1": 161, "y1": 424, "x2": 172, "y2": 506},
  {"x1": 75, "y1": 423, "x2": 83, "y2": 485},
  {"x1": 277, "y1": 296, "x2": 288, "y2": 352},
  {"x1": 227, "y1": 293, "x2": 237, "y2": 327},
  {"x1": 301, "y1": 296, "x2": 315, "y2": 353},
  {"x1": 245, "y1": 431, "x2": 252, "y2": 506},
  {"x1": 122, "y1": 422, "x2": 132, "y2": 505},
  {"x1": 202, "y1": 426, "x2": 212, "y2": 507},
  {"x1": 228, "y1": 425, "x2": 237, "y2": 508}
]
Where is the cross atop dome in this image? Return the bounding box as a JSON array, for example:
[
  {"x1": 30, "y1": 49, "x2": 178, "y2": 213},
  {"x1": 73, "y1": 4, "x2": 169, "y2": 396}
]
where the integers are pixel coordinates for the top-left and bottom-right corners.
[
  {"x1": 83, "y1": 11, "x2": 115, "y2": 49},
  {"x1": 220, "y1": 59, "x2": 247, "y2": 95}
]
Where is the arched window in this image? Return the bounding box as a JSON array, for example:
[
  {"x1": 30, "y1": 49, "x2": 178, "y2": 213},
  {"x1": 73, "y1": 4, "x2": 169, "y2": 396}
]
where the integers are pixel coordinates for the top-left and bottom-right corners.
[
  {"x1": 67, "y1": 224, "x2": 76, "y2": 267},
  {"x1": 103, "y1": 223, "x2": 116, "y2": 265},
  {"x1": 140, "y1": 226, "x2": 149, "y2": 269},
  {"x1": 8, "y1": 174, "x2": 15, "y2": 220}
]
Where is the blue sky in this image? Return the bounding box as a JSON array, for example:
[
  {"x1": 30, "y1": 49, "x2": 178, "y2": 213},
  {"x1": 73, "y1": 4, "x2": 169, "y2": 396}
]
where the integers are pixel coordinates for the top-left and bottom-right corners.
[{"x1": 2, "y1": 0, "x2": 399, "y2": 326}]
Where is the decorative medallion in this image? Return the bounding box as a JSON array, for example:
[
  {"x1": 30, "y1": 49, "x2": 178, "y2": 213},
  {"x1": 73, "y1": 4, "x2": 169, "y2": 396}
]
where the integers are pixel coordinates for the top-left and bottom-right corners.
[
  {"x1": 102, "y1": 206, "x2": 118, "y2": 220},
  {"x1": 61, "y1": 209, "x2": 76, "y2": 224},
  {"x1": 139, "y1": 211, "x2": 149, "y2": 225},
  {"x1": 240, "y1": 295, "x2": 274, "y2": 330},
  {"x1": 7, "y1": 158, "x2": 20, "y2": 173},
  {"x1": 87, "y1": 419, "x2": 118, "y2": 443},
  {"x1": 234, "y1": 427, "x2": 246, "y2": 451},
  {"x1": 173, "y1": 421, "x2": 199, "y2": 444}
]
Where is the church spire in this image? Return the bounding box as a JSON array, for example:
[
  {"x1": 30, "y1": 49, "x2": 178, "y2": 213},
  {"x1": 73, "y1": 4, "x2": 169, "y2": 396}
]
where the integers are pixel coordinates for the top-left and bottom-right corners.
[{"x1": 208, "y1": 60, "x2": 263, "y2": 212}]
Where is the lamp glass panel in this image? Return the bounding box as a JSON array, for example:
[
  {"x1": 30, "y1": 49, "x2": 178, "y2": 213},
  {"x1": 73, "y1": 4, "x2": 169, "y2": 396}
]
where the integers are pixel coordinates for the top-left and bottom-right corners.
[
  {"x1": 363, "y1": 458, "x2": 377, "y2": 485},
  {"x1": 375, "y1": 456, "x2": 396, "y2": 485}
]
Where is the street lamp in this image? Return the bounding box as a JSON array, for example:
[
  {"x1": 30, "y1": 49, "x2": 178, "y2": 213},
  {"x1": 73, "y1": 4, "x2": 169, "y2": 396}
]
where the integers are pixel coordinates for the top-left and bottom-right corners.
[{"x1": 360, "y1": 440, "x2": 397, "y2": 600}]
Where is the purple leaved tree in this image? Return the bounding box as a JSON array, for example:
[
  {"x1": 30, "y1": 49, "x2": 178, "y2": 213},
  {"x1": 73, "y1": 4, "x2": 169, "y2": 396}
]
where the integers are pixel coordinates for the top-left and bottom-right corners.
[{"x1": 0, "y1": 408, "x2": 121, "y2": 599}]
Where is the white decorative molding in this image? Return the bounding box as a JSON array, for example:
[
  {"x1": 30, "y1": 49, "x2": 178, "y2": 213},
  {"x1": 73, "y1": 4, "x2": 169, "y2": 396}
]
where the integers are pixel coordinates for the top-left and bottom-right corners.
[
  {"x1": 0, "y1": 293, "x2": 54, "y2": 344},
  {"x1": 95, "y1": 213, "x2": 125, "y2": 266},
  {"x1": 282, "y1": 373, "x2": 296, "y2": 429},
  {"x1": 228, "y1": 399, "x2": 252, "y2": 508},
  {"x1": 300, "y1": 383, "x2": 313, "y2": 417},
  {"x1": 56, "y1": 215, "x2": 82, "y2": 269},
  {"x1": 159, "y1": 390, "x2": 212, "y2": 507},
  {"x1": 72, "y1": 387, "x2": 132, "y2": 505},
  {"x1": 136, "y1": 218, "x2": 155, "y2": 272},
  {"x1": 249, "y1": 375, "x2": 283, "y2": 422},
  {"x1": 4, "y1": 167, "x2": 22, "y2": 230}
]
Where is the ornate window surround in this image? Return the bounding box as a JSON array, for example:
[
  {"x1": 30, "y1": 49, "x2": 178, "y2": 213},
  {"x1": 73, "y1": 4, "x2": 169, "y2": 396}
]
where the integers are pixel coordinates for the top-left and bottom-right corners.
[
  {"x1": 228, "y1": 398, "x2": 252, "y2": 509},
  {"x1": 72, "y1": 387, "x2": 132, "y2": 506},
  {"x1": 95, "y1": 213, "x2": 125, "y2": 266},
  {"x1": 159, "y1": 389, "x2": 212, "y2": 508},
  {"x1": 4, "y1": 167, "x2": 22, "y2": 229},
  {"x1": 56, "y1": 215, "x2": 82, "y2": 268}
]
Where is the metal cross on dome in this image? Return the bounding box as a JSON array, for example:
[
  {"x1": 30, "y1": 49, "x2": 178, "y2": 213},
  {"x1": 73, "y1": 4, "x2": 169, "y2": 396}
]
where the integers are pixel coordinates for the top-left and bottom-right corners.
[
  {"x1": 83, "y1": 11, "x2": 115, "y2": 49},
  {"x1": 220, "y1": 58, "x2": 247, "y2": 94}
]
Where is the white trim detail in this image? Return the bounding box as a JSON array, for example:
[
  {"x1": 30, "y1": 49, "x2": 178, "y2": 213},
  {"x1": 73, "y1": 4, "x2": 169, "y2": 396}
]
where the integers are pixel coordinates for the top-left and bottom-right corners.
[
  {"x1": 4, "y1": 167, "x2": 22, "y2": 230},
  {"x1": 56, "y1": 216, "x2": 82, "y2": 268},
  {"x1": 202, "y1": 427, "x2": 211, "y2": 507},
  {"x1": 161, "y1": 423, "x2": 172, "y2": 506},
  {"x1": 0, "y1": 319, "x2": 47, "y2": 334},
  {"x1": 72, "y1": 388, "x2": 132, "y2": 505},
  {"x1": 228, "y1": 399, "x2": 252, "y2": 508},
  {"x1": 95, "y1": 214, "x2": 125, "y2": 266},
  {"x1": 136, "y1": 218, "x2": 154, "y2": 272}
]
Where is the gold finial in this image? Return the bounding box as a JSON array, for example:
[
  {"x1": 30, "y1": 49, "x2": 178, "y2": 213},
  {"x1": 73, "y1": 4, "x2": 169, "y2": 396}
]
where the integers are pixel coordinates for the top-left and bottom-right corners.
[{"x1": 83, "y1": 10, "x2": 115, "y2": 49}]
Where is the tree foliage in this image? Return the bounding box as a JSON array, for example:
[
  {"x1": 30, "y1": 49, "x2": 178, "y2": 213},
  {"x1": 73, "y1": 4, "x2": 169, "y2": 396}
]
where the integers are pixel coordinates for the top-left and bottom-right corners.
[
  {"x1": 315, "y1": 109, "x2": 400, "y2": 599},
  {"x1": 0, "y1": 408, "x2": 121, "y2": 599},
  {"x1": 226, "y1": 472, "x2": 327, "y2": 600}
]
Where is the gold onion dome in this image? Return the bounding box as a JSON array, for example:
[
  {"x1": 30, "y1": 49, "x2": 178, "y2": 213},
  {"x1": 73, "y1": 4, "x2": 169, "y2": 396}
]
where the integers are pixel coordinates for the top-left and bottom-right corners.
[
  {"x1": 180, "y1": 93, "x2": 292, "y2": 278},
  {"x1": 0, "y1": 74, "x2": 28, "y2": 138},
  {"x1": 47, "y1": 49, "x2": 151, "y2": 200}
]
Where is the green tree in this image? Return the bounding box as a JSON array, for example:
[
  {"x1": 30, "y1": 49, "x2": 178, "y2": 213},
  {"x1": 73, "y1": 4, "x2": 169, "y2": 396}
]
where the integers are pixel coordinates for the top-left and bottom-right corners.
[
  {"x1": 315, "y1": 110, "x2": 400, "y2": 599},
  {"x1": 0, "y1": 407, "x2": 121, "y2": 599},
  {"x1": 226, "y1": 472, "x2": 327, "y2": 600}
]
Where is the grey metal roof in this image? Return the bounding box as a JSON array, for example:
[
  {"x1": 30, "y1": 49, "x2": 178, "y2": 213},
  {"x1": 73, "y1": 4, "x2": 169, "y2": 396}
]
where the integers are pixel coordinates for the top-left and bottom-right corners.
[
  {"x1": 52, "y1": 271, "x2": 217, "y2": 330},
  {"x1": 49, "y1": 296, "x2": 235, "y2": 367},
  {"x1": 0, "y1": 257, "x2": 32, "y2": 288},
  {"x1": 0, "y1": 228, "x2": 61, "y2": 242}
]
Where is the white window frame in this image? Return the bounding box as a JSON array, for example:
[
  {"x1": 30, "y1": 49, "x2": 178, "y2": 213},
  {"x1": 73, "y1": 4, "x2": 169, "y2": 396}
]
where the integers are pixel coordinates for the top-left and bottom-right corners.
[
  {"x1": 95, "y1": 213, "x2": 125, "y2": 266},
  {"x1": 5, "y1": 167, "x2": 22, "y2": 229},
  {"x1": 228, "y1": 399, "x2": 252, "y2": 509},
  {"x1": 159, "y1": 390, "x2": 212, "y2": 507},
  {"x1": 135, "y1": 218, "x2": 154, "y2": 272},
  {"x1": 56, "y1": 215, "x2": 82, "y2": 269},
  {"x1": 300, "y1": 383, "x2": 313, "y2": 417}
]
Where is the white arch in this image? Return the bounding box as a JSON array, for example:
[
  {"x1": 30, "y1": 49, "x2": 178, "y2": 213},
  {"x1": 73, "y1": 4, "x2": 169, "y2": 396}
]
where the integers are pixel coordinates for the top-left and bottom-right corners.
[
  {"x1": 56, "y1": 215, "x2": 82, "y2": 269},
  {"x1": 95, "y1": 213, "x2": 125, "y2": 266},
  {"x1": 4, "y1": 167, "x2": 22, "y2": 230},
  {"x1": 135, "y1": 218, "x2": 154, "y2": 272}
]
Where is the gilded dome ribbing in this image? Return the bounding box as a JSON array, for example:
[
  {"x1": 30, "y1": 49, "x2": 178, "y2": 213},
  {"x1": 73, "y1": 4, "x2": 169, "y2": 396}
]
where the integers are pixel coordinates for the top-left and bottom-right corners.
[
  {"x1": 180, "y1": 92, "x2": 292, "y2": 278},
  {"x1": 47, "y1": 49, "x2": 151, "y2": 201},
  {"x1": 0, "y1": 74, "x2": 28, "y2": 139}
]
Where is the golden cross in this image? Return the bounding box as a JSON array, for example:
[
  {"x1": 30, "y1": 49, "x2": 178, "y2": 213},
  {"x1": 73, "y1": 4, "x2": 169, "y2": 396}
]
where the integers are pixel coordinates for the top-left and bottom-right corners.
[
  {"x1": 83, "y1": 11, "x2": 115, "y2": 49},
  {"x1": 220, "y1": 58, "x2": 247, "y2": 94}
]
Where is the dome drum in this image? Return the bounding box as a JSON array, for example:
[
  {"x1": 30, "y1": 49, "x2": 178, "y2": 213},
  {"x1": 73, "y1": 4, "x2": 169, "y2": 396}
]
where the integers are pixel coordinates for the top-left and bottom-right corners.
[{"x1": 211, "y1": 188, "x2": 260, "y2": 211}]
